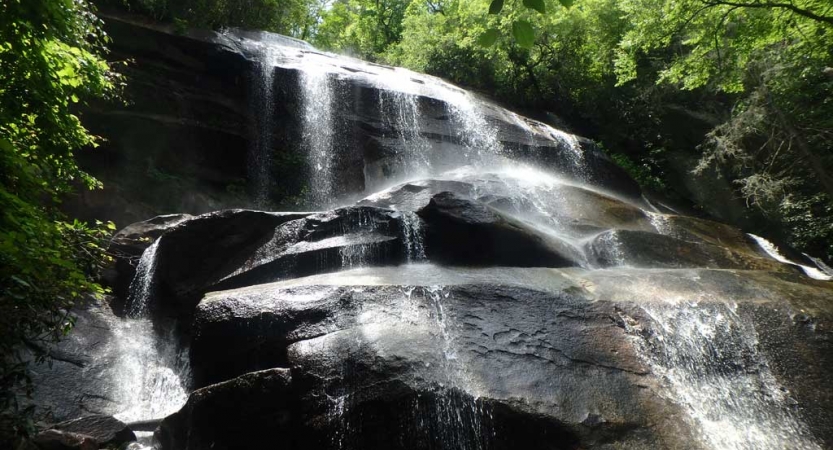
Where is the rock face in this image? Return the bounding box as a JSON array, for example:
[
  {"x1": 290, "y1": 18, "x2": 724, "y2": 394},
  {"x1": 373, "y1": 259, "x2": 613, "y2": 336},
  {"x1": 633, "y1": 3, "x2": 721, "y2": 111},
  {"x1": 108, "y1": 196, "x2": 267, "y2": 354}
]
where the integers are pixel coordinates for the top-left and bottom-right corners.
[
  {"x1": 23, "y1": 296, "x2": 125, "y2": 423},
  {"x1": 418, "y1": 192, "x2": 584, "y2": 267},
  {"x1": 156, "y1": 369, "x2": 293, "y2": 450},
  {"x1": 99, "y1": 166, "x2": 833, "y2": 449},
  {"x1": 176, "y1": 266, "x2": 833, "y2": 450},
  {"x1": 33, "y1": 430, "x2": 98, "y2": 450},
  {"x1": 64, "y1": 11, "x2": 639, "y2": 227}
]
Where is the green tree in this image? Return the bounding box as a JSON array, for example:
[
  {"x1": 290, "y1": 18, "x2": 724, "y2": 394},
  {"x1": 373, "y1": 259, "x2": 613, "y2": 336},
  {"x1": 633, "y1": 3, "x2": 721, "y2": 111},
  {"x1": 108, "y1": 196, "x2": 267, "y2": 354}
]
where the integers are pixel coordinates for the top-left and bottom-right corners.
[
  {"x1": 314, "y1": 0, "x2": 412, "y2": 59},
  {"x1": 98, "y1": 0, "x2": 321, "y2": 36},
  {"x1": 1, "y1": 0, "x2": 117, "y2": 444}
]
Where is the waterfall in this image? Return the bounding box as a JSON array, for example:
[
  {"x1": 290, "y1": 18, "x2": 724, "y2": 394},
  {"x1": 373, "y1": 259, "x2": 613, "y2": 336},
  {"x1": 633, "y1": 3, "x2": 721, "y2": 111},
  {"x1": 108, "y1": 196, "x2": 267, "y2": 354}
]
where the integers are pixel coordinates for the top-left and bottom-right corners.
[
  {"x1": 445, "y1": 90, "x2": 504, "y2": 164},
  {"x1": 301, "y1": 69, "x2": 336, "y2": 208},
  {"x1": 622, "y1": 302, "x2": 821, "y2": 450},
  {"x1": 378, "y1": 89, "x2": 432, "y2": 179},
  {"x1": 247, "y1": 46, "x2": 278, "y2": 208},
  {"x1": 126, "y1": 239, "x2": 160, "y2": 318},
  {"x1": 401, "y1": 211, "x2": 426, "y2": 262},
  {"x1": 114, "y1": 241, "x2": 190, "y2": 427},
  {"x1": 132, "y1": 29, "x2": 831, "y2": 450}
]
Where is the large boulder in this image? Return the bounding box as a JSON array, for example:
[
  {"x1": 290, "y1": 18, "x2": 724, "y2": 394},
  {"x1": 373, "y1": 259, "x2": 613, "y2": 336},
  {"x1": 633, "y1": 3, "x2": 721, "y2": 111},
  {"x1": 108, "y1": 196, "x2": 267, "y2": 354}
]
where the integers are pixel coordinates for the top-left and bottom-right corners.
[
  {"x1": 23, "y1": 296, "x2": 124, "y2": 423},
  {"x1": 106, "y1": 214, "x2": 193, "y2": 298},
  {"x1": 32, "y1": 430, "x2": 97, "y2": 450},
  {"x1": 52, "y1": 415, "x2": 135, "y2": 448},
  {"x1": 144, "y1": 207, "x2": 412, "y2": 316},
  {"x1": 176, "y1": 265, "x2": 833, "y2": 449},
  {"x1": 417, "y1": 192, "x2": 584, "y2": 267},
  {"x1": 156, "y1": 369, "x2": 293, "y2": 450}
]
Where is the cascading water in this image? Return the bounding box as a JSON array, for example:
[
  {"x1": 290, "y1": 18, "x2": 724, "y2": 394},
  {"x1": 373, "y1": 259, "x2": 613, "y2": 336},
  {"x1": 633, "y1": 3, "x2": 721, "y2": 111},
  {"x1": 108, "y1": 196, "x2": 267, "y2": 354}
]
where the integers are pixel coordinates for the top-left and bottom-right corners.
[
  {"x1": 445, "y1": 90, "x2": 504, "y2": 165},
  {"x1": 621, "y1": 300, "x2": 822, "y2": 450},
  {"x1": 126, "y1": 240, "x2": 160, "y2": 318},
  {"x1": 301, "y1": 69, "x2": 336, "y2": 207},
  {"x1": 748, "y1": 234, "x2": 832, "y2": 281},
  {"x1": 113, "y1": 241, "x2": 190, "y2": 439},
  {"x1": 378, "y1": 88, "x2": 432, "y2": 178},
  {"x1": 249, "y1": 57, "x2": 276, "y2": 208},
  {"x1": 401, "y1": 211, "x2": 426, "y2": 262}
]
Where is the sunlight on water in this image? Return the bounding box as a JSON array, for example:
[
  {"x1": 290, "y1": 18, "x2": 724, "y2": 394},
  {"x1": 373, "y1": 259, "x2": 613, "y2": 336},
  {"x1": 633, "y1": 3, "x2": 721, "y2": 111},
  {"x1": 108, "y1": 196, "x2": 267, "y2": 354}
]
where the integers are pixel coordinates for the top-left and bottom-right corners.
[
  {"x1": 620, "y1": 294, "x2": 822, "y2": 450},
  {"x1": 301, "y1": 69, "x2": 336, "y2": 207},
  {"x1": 126, "y1": 240, "x2": 160, "y2": 318},
  {"x1": 116, "y1": 240, "x2": 190, "y2": 425},
  {"x1": 111, "y1": 319, "x2": 190, "y2": 423},
  {"x1": 748, "y1": 234, "x2": 832, "y2": 280}
]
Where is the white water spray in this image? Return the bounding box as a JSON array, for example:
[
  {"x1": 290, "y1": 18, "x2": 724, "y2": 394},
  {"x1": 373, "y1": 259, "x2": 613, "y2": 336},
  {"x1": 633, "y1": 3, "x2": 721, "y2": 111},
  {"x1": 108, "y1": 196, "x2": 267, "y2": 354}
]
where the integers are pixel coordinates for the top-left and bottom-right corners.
[
  {"x1": 623, "y1": 300, "x2": 822, "y2": 450},
  {"x1": 748, "y1": 234, "x2": 832, "y2": 280},
  {"x1": 301, "y1": 69, "x2": 336, "y2": 207},
  {"x1": 114, "y1": 241, "x2": 190, "y2": 425}
]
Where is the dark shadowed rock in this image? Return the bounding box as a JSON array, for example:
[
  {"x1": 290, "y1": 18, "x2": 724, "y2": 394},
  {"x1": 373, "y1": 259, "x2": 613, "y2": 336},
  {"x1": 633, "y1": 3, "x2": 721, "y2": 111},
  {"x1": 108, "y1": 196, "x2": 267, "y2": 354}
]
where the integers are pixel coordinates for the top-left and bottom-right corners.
[
  {"x1": 138, "y1": 209, "x2": 306, "y2": 314},
  {"x1": 156, "y1": 369, "x2": 293, "y2": 450},
  {"x1": 33, "y1": 430, "x2": 97, "y2": 450},
  {"x1": 23, "y1": 296, "x2": 123, "y2": 423},
  {"x1": 417, "y1": 192, "x2": 584, "y2": 267},
  {"x1": 109, "y1": 214, "x2": 193, "y2": 258},
  {"x1": 53, "y1": 415, "x2": 135, "y2": 448}
]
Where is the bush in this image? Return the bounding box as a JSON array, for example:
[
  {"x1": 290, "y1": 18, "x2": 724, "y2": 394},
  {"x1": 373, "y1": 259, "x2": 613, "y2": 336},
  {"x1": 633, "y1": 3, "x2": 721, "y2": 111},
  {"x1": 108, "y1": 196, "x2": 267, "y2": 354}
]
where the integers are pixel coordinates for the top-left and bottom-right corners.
[{"x1": 1, "y1": 0, "x2": 118, "y2": 444}]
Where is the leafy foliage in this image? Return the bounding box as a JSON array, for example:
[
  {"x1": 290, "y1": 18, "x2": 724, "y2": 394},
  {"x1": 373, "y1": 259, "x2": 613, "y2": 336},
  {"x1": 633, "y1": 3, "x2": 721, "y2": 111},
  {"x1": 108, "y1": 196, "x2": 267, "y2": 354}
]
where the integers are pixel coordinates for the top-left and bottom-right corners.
[
  {"x1": 313, "y1": 0, "x2": 412, "y2": 59},
  {"x1": 0, "y1": 0, "x2": 117, "y2": 443},
  {"x1": 98, "y1": 0, "x2": 322, "y2": 37}
]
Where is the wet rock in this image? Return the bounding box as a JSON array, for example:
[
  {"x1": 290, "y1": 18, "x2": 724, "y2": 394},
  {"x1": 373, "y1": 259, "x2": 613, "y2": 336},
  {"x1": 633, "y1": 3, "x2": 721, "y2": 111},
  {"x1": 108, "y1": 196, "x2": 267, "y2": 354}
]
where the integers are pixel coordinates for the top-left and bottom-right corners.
[
  {"x1": 180, "y1": 265, "x2": 833, "y2": 449},
  {"x1": 106, "y1": 214, "x2": 193, "y2": 297},
  {"x1": 187, "y1": 266, "x2": 702, "y2": 449},
  {"x1": 656, "y1": 214, "x2": 763, "y2": 258},
  {"x1": 23, "y1": 296, "x2": 123, "y2": 423},
  {"x1": 156, "y1": 369, "x2": 293, "y2": 450},
  {"x1": 109, "y1": 214, "x2": 193, "y2": 258},
  {"x1": 53, "y1": 415, "x2": 135, "y2": 448},
  {"x1": 360, "y1": 173, "x2": 652, "y2": 238},
  {"x1": 417, "y1": 192, "x2": 584, "y2": 267},
  {"x1": 149, "y1": 207, "x2": 406, "y2": 316},
  {"x1": 33, "y1": 430, "x2": 97, "y2": 450},
  {"x1": 585, "y1": 229, "x2": 795, "y2": 272}
]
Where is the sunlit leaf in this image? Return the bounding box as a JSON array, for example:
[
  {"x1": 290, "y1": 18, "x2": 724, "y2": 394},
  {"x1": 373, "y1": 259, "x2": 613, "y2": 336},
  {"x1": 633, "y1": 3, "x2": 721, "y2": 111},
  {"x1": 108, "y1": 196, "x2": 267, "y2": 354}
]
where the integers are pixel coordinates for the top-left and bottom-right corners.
[
  {"x1": 512, "y1": 20, "x2": 535, "y2": 48},
  {"x1": 477, "y1": 29, "x2": 500, "y2": 47},
  {"x1": 523, "y1": 0, "x2": 546, "y2": 14}
]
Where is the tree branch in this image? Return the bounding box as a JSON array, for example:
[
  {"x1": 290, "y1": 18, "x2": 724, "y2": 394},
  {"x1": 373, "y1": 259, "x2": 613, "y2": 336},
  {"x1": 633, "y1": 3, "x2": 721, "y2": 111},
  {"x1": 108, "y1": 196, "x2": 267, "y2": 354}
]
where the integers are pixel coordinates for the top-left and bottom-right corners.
[{"x1": 701, "y1": 0, "x2": 833, "y2": 26}]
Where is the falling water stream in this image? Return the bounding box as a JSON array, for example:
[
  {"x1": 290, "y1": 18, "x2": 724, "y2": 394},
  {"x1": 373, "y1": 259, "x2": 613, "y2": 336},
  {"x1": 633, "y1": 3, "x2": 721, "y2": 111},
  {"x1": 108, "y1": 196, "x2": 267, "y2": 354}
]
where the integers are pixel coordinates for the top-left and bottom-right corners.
[
  {"x1": 116, "y1": 241, "x2": 191, "y2": 449},
  {"x1": 622, "y1": 300, "x2": 822, "y2": 450}
]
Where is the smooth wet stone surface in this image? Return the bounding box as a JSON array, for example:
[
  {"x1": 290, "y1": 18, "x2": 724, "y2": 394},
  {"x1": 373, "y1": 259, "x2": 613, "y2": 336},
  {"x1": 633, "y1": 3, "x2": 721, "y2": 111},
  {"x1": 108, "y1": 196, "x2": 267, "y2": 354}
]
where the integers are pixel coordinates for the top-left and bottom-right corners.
[{"x1": 178, "y1": 265, "x2": 833, "y2": 449}]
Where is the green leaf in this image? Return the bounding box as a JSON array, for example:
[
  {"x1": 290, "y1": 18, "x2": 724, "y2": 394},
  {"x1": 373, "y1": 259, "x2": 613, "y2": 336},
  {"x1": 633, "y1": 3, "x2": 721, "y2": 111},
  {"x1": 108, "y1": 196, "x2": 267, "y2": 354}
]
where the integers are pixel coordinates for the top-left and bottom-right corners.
[
  {"x1": 488, "y1": 0, "x2": 504, "y2": 14},
  {"x1": 523, "y1": 0, "x2": 546, "y2": 14},
  {"x1": 11, "y1": 275, "x2": 31, "y2": 288},
  {"x1": 557, "y1": 0, "x2": 574, "y2": 7},
  {"x1": 477, "y1": 29, "x2": 500, "y2": 47},
  {"x1": 512, "y1": 20, "x2": 535, "y2": 48}
]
